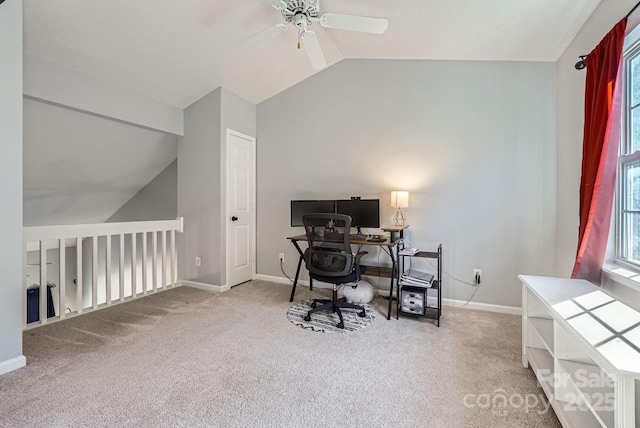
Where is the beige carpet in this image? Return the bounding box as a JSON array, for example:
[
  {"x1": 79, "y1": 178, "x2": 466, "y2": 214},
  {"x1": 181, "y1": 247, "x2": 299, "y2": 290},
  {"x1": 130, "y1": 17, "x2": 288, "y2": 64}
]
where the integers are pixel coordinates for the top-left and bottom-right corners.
[{"x1": 0, "y1": 281, "x2": 560, "y2": 427}]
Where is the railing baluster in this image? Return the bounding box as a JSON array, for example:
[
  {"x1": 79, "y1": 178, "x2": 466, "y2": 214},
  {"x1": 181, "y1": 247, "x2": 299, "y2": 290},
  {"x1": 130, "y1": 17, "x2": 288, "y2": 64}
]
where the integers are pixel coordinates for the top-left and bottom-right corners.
[
  {"x1": 119, "y1": 234, "x2": 125, "y2": 302},
  {"x1": 171, "y1": 230, "x2": 176, "y2": 287},
  {"x1": 106, "y1": 234, "x2": 112, "y2": 305},
  {"x1": 23, "y1": 243, "x2": 27, "y2": 328},
  {"x1": 142, "y1": 232, "x2": 148, "y2": 295},
  {"x1": 152, "y1": 231, "x2": 158, "y2": 292},
  {"x1": 76, "y1": 237, "x2": 83, "y2": 314},
  {"x1": 22, "y1": 219, "x2": 183, "y2": 329},
  {"x1": 92, "y1": 236, "x2": 98, "y2": 309},
  {"x1": 59, "y1": 239, "x2": 66, "y2": 319},
  {"x1": 40, "y1": 241, "x2": 47, "y2": 324},
  {"x1": 161, "y1": 230, "x2": 167, "y2": 289},
  {"x1": 131, "y1": 233, "x2": 137, "y2": 298}
]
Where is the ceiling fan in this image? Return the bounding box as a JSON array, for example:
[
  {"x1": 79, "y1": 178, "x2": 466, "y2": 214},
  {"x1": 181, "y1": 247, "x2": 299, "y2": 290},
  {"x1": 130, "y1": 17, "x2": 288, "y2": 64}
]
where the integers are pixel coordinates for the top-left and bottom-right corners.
[{"x1": 237, "y1": 0, "x2": 389, "y2": 70}]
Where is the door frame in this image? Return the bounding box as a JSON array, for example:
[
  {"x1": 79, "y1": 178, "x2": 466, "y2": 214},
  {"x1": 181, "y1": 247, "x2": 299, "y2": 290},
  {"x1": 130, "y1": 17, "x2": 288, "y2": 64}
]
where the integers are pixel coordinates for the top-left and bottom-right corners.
[{"x1": 224, "y1": 128, "x2": 257, "y2": 288}]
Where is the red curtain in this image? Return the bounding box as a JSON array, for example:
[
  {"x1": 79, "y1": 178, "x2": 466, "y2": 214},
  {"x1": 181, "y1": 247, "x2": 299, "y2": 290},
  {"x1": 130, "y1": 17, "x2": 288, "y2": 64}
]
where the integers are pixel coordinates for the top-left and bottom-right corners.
[{"x1": 572, "y1": 19, "x2": 627, "y2": 283}]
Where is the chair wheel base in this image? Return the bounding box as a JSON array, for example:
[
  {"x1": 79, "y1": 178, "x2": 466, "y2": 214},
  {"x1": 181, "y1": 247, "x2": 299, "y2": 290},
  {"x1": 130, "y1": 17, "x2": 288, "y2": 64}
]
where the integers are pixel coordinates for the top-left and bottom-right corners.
[
  {"x1": 304, "y1": 315, "x2": 311, "y2": 322},
  {"x1": 358, "y1": 311, "x2": 366, "y2": 318},
  {"x1": 337, "y1": 322, "x2": 344, "y2": 329}
]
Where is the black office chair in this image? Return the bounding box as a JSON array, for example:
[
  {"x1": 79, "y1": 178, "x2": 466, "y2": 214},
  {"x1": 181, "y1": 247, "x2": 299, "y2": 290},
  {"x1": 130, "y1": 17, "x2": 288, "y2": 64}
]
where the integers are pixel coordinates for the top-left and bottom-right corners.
[{"x1": 302, "y1": 213, "x2": 368, "y2": 329}]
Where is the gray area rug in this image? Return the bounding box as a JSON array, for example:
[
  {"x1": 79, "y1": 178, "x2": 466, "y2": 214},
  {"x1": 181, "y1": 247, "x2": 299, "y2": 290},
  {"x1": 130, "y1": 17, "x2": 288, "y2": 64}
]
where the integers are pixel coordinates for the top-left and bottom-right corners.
[
  {"x1": 287, "y1": 300, "x2": 375, "y2": 333},
  {"x1": 0, "y1": 281, "x2": 561, "y2": 428}
]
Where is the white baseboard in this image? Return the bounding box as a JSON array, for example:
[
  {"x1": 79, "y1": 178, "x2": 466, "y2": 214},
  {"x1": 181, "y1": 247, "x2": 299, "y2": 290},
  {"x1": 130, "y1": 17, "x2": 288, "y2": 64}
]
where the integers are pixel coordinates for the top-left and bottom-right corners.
[
  {"x1": 178, "y1": 280, "x2": 230, "y2": 293},
  {"x1": 255, "y1": 274, "x2": 333, "y2": 289},
  {"x1": 438, "y1": 297, "x2": 521, "y2": 315},
  {"x1": 255, "y1": 274, "x2": 521, "y2": 315},
  {"x1": 0, "y1": 355, "x2": 26, "y2": 376},
  {"x1": 255, "y1": 274, "x2": 307, "y2": 286}
]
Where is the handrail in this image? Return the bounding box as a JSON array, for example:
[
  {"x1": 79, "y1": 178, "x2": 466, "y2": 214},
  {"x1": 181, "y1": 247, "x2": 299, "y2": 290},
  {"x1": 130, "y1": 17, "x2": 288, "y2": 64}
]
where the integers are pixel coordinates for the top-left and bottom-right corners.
[{"x1": 24, "y1": 218, "x2": 183, "y2": 242}]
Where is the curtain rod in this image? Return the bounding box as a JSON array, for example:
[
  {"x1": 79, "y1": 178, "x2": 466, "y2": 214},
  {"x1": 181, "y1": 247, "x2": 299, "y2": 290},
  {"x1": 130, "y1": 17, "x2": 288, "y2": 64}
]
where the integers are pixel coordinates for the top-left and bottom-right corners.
[
  {"x1": 575, "y1": 0, "x2": 640, "y2": 70},
  {"x1": 627, "y1": 0, "x2": 640, "y2": 19}
]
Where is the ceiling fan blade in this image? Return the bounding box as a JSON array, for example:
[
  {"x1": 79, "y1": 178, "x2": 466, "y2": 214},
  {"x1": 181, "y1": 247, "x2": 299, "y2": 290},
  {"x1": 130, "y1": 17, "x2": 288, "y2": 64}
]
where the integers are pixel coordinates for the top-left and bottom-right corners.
[
  {"x1": 320, "y1": 13, "x2": 388, "y2": 34},
  {"x1": 301, "y1": 31, "x2": 327, "y2": 70},
  {"x1": 236, "y1": 24, "x2": 288, "y2": 51}
]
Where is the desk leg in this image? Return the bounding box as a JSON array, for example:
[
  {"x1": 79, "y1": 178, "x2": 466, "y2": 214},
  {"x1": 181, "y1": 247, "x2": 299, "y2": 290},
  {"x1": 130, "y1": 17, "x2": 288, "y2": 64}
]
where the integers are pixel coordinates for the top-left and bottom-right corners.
[
  {"x1": 387, "y1": 245, "x2": 398, "y2": 320},
  {"x1": 289, "y1": 241, "x2": 305, "y2": 302},
  {"x1": 289, "y1": 255, "x2": 303, "y2": 302},
  {"x1": 397, "y1": 251, "x2": 405, "y2": 320},
  {"x1": 393, "y1": 248, "x2": 400, "y2": 320},
  {"x1": 387, "y1": 274, "x2": 393, "y2": 320}
]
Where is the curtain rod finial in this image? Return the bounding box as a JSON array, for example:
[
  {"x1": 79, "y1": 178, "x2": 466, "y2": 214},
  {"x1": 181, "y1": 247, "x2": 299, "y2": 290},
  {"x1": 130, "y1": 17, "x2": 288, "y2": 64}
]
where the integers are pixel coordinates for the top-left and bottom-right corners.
[{"x1": 575, "y1": 55, "x2": 587, "y2": 70}]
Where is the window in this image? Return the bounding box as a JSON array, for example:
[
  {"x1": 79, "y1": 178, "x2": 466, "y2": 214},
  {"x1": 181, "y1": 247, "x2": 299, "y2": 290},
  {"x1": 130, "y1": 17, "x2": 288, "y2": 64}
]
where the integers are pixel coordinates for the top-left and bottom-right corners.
[{"x1": 618, "y1": 41, "x2": 640, "y2": 266}]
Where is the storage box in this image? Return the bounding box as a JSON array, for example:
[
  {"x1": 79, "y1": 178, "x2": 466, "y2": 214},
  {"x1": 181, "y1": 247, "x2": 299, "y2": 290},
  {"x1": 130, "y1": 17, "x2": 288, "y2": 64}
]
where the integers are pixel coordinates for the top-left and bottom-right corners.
[
  {"x1": 400, "y1": 286, "x2": 426, "y2": 316},
  {"x1": 26, "y1": 284, "x2": 55, "y2": 323}
]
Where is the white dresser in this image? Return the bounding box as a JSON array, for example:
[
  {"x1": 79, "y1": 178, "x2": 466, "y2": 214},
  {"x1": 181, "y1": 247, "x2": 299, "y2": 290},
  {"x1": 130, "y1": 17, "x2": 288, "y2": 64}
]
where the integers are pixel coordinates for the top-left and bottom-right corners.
[{"x1": 520, "y1": 275, "x2": 640, "y2": 427}]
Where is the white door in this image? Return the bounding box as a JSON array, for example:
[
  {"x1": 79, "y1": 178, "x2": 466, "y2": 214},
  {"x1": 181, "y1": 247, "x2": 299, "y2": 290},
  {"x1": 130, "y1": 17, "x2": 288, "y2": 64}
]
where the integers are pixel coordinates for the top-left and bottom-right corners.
[{"x1": 226, "y1": 129, "x2": 256, "y2": 287}]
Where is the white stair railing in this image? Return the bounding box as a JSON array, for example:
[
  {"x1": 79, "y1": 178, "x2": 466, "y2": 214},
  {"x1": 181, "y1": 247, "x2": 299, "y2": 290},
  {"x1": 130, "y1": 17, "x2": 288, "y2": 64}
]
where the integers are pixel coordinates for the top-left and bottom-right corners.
[{"x1": 23, "y1": 218, "x2": 183, "y2": 329}]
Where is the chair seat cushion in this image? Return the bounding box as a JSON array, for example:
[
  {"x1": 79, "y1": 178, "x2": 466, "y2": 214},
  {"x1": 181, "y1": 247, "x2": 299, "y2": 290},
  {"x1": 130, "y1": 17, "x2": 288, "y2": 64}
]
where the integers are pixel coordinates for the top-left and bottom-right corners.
[{"x1": 309, "y1": 265, "x2": 367, "y2": 284}]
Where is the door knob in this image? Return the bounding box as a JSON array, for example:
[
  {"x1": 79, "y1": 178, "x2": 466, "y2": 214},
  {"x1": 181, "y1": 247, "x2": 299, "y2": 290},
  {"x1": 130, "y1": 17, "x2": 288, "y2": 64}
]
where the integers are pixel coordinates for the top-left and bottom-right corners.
[{"x1": 231, "y1": 216, "x2": 238, "y2": 222}]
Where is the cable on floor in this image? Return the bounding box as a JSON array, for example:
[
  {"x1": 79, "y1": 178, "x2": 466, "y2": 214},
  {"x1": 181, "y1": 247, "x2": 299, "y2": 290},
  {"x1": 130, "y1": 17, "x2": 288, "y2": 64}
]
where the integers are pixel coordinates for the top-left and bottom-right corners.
[{"x1": 404, "y1": 243, "x2": 479, "y2": 305}]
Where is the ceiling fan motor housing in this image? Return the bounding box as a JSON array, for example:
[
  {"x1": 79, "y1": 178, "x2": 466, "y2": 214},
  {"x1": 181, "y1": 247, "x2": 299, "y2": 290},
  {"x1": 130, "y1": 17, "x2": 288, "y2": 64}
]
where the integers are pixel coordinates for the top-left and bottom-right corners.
[{"x1": 281, "y1": 0, "x2": 319, "y2": 23}]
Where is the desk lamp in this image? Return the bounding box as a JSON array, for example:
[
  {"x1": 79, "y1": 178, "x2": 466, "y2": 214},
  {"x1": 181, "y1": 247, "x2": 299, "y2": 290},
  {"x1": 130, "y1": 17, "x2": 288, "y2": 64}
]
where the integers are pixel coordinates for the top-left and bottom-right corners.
[{"x1": 391, "y1": 191, "x2": 409, "y2": 226}]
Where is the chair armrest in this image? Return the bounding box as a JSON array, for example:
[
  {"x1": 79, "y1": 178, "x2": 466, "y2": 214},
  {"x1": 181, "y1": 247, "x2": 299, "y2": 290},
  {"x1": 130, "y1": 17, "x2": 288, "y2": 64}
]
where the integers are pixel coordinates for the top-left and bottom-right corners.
[{"x1": 354, "y1": 251, "x2": 368, "y2": 264}]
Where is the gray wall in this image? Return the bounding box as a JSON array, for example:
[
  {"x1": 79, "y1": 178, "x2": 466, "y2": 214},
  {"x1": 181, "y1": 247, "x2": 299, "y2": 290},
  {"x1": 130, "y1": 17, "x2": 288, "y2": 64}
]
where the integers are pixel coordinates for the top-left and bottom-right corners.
[
  {"x1": 177, "y1": 87, "x2": 256, "y2": 287},
  {"x1": 0, "y1": 0, "x2": 24, "y2": 369},
  {"x1": 178, "y1": 89, "x2": 223, "y2": 285},
  {"x1": 107, "y1": 159, "x2": 177, "y2": 223},
  {"x1": 257, "y1": 59, "x2": 557, "y2": 308},
  {"x1": 221, "y1": 88, "x2": 257, "y2": 145},
  {"x1": 219, "y1": 88, "x2": 257, "y2": 285}
]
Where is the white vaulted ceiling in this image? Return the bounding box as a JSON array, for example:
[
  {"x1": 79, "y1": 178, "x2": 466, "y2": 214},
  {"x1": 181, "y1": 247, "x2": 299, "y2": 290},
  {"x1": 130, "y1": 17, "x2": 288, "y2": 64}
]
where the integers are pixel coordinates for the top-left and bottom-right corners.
[
  {"x1": 20, "y1": 0, "x2": 602, "y2": 227},
  {"x1": 23, "y1": 0, "x2": 602, "y2": 107}
]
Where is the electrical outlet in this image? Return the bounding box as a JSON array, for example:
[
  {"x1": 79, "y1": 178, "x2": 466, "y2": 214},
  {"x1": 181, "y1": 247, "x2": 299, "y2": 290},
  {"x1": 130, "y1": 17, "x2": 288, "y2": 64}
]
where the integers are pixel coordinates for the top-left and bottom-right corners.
[
  {"x1": 279, "y1": 253, "x2": 285, "y2": 262},
  {"x1": 195, "y1": 256, "x2": 201, "y2": 267},
  {"x1": 473, "y1": 269, "x2": 482, "y2": 285}
]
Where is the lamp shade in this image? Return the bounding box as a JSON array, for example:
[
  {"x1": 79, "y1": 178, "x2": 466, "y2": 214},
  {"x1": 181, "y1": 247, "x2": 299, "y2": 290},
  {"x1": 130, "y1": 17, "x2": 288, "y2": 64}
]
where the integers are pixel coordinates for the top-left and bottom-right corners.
[{"x1": 391, "y1": 191, "x2": 409, "y2": 208}]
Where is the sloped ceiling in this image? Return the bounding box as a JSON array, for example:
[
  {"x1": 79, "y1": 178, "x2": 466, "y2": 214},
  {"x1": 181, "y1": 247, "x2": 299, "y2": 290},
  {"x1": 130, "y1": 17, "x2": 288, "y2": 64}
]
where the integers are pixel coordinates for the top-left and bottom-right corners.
[
  {"x1": 23, "y1": 99, "x2": 177, "y2": 227},
  {"x1": 21, "y1": 0, "x2": 602, "y2": 227},
  {"x1": 23, "y1": 0, "x2": 601, "y2": 107}
]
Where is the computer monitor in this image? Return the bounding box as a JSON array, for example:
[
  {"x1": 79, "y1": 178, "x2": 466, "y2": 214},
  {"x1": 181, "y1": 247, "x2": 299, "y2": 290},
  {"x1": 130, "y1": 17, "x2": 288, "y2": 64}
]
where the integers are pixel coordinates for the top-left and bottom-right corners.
[
  {"x1": 336, "y1": 199, "x2": 380, "y2": 231},
  {"x1": 290, "y1": 200, "x2": 336, "y2": 227}
]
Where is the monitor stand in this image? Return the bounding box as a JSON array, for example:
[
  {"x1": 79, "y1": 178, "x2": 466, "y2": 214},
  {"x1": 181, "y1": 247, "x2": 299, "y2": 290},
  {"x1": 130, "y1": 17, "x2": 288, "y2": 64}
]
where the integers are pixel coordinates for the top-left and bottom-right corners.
[{"x1": 350, "y1": 227, "x2": 366, "y2": 241}]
